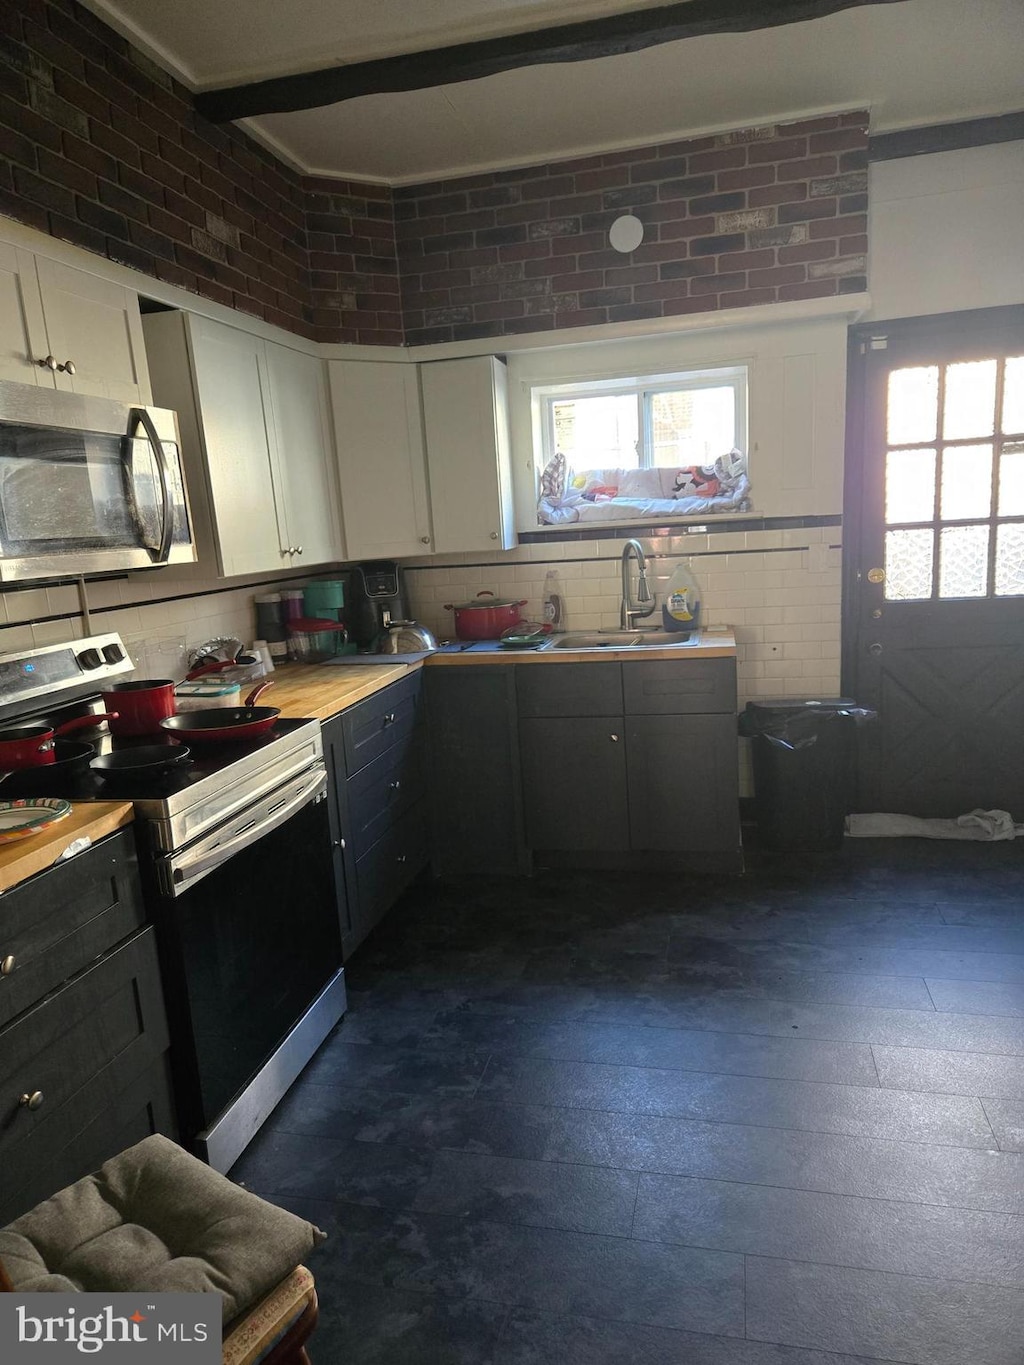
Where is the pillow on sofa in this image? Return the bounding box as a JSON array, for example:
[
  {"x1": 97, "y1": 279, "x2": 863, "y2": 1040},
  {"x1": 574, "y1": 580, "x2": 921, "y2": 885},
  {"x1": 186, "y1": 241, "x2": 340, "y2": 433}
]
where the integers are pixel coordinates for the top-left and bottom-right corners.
[{"x1": 0, "y1": 1135, "x2": 325, "y2": 1328}]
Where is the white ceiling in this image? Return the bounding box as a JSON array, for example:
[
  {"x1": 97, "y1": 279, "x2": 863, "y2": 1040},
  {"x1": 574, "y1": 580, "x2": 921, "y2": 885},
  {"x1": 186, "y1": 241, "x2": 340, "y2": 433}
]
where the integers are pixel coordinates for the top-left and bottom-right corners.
[{"x1": 83, "y1": 0, "x2": 1024, "y2": 183}]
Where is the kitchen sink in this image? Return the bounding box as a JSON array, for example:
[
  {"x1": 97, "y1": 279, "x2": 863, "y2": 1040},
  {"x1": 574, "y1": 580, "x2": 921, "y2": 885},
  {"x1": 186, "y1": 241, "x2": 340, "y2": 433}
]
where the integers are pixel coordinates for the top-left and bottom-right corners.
[{"x1": 547, "y1": 629, "x2": 701, "y2": 650}]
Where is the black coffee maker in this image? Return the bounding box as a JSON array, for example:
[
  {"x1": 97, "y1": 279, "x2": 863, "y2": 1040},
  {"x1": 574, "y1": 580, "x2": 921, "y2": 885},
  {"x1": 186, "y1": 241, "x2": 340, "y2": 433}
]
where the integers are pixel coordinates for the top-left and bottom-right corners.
[{"x1": 347, "y1": 561, "x2": 410, "y2": 647}]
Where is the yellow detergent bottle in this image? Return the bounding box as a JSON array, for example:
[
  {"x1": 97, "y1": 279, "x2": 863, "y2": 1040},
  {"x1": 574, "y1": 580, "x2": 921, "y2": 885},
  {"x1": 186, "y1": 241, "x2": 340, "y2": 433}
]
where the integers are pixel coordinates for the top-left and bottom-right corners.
[{"x1": 662, "y1": 559, "x2": 701, "y2": 635}]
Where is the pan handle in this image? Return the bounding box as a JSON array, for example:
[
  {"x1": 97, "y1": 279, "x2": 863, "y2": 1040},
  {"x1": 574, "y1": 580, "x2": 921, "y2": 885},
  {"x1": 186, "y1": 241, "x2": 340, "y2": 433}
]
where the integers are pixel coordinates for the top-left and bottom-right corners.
[
  {"x1": 54, "y1": 713, "x2": 119, "y2": 737},
  {"x1": 244, "y1": 681, "x2": 274, "y2": 707}
]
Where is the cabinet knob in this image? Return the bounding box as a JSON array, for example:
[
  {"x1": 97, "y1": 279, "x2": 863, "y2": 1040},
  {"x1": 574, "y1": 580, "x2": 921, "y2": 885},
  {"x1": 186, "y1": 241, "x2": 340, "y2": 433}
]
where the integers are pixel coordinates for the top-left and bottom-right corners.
[
  {"x1": 420, "y1": 536, "x2": 430, "y2": 545},
  {"x1": 59, "y1": 359, "x2": 76, "y2": 375},
  {"x1": 609, "y1": 733, "x2": 619, "y2": 742},
  {"x1": 396, "y1": 853, "x2": 407, "y2": 864},
  {"x1": 38, "y1": 354, "x2": 59, "y2": 371},
  {"x1": 332, "y1": 837, "x2": 346, "y2": 850},
  {"x1": 281, "y1": 548, "x2": 291, "y2": 557},
  {"x1": 489, "y1": 531, "x2": 498, "y2": 540},
  {"x1": 1, "y1": 954, "x2": 14, "y2": 975},
  {"x1": 19, "y1": 1091, "x2": 43, "y2": 1111},
  {"x1": 389, "y1": 779, "x2": 401, "y2": 793},
  {"x1": 382, "y1": 712, "x2": 396, "y2": 726}
]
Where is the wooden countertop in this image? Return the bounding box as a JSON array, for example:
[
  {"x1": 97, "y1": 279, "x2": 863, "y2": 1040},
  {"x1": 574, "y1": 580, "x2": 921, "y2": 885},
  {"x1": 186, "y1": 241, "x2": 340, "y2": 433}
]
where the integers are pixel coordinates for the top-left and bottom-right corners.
[
  {"x1": 264, "y1": 630, "x2": 736, "y2": 721},
  {"x1": 0, "y1": 801, "x2": 134, "y2": 896},
  {"x1": 424, "y1": 628, "x2": 737, "y2": 665},
  {"x1": 263, "y1": 661, "x2": 418, "y2": 721}
]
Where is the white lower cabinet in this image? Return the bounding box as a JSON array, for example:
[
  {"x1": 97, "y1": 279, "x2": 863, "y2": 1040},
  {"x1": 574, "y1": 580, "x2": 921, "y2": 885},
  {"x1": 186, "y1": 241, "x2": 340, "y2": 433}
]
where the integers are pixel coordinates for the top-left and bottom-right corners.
[
  {"x1": 329, "y1": 360, "x2": 434, "y2": 560},
  {"x1": 144, "y1": 312, "x2": 341, "y2": 577},
  {"x1": 0, "y1": 237, "x2": 150, "y2": 403}
]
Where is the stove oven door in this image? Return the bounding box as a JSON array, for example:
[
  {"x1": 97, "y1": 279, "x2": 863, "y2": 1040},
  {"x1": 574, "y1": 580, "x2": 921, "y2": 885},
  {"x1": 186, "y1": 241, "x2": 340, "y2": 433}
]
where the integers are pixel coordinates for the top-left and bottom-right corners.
[{"x1": 152, "y1": 765, "x2": 344, "y2": 1170}]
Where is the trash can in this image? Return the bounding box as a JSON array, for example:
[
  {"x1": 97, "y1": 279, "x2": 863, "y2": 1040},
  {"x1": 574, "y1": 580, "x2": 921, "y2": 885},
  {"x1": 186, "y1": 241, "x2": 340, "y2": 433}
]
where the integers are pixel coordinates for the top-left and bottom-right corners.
[{"x1": 739, "y1": 698, "x2": 873, "y2": 851}]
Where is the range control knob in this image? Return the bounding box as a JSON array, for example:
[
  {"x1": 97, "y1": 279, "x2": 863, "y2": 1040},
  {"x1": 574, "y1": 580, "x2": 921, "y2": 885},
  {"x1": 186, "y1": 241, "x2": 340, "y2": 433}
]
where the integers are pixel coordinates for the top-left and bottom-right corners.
[
  {"x1": 77, "y1": 648, "x2": 102, "y2": 670},
  {"x1": 102, "y1": 643, "x2": 125, "y2": 664}
]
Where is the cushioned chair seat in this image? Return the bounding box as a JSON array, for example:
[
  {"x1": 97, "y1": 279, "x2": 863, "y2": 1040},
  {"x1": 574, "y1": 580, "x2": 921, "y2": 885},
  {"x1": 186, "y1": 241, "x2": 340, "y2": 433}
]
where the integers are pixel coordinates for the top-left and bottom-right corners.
[{"x1": 0, "y1": 1134, "x2": 324, "y2": 1330}]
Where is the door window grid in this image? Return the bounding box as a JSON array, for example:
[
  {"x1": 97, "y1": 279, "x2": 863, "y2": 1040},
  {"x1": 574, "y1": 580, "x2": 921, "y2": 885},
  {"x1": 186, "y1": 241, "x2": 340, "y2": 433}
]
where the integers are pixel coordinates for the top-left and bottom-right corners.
[{"x1": 883, "y1": 356, "x2": 1024, "y2": 600}]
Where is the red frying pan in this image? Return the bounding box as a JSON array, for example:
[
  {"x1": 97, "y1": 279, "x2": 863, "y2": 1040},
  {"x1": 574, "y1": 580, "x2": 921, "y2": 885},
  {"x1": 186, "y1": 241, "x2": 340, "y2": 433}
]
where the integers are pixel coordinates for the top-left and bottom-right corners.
[{"x1": 158, "y1": 683, "x2": 280, "y2": 743}]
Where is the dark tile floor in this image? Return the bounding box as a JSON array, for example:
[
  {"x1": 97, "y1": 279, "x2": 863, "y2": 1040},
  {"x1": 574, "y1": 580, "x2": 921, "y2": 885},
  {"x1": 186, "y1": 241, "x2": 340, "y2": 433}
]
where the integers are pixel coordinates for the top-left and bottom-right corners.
[{"x1": 233, "y1": 841, "x2": 1024, "y2": 1364}]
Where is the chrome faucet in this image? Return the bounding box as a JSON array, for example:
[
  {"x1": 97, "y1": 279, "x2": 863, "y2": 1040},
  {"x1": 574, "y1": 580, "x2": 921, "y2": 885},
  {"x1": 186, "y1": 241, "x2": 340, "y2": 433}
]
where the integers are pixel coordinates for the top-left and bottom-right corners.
[{"x1": 620, "y1": 539, "x2": 657, "y2": 629}]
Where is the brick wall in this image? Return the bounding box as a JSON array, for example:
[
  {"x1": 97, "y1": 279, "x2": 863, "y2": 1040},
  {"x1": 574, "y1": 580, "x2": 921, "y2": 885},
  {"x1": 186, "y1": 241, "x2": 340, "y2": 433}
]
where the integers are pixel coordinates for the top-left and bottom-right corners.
[
  {"x1": 394, "y1": 114, "x2": 869, "y2": 345},
  {"x1": 0, "y1": 0, "x2": 400, "y2": 343}
]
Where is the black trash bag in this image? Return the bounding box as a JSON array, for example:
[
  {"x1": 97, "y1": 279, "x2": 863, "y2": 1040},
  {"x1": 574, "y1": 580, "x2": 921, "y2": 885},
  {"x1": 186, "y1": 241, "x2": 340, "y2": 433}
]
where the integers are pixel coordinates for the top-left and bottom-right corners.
[{"x1": 738, "y1": 698, "x2": 877, "y2": 751}]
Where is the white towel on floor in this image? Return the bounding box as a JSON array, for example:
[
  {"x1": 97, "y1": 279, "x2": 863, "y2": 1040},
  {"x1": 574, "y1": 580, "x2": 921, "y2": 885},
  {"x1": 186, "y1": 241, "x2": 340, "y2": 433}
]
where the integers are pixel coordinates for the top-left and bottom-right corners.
[{"x1": 845, "y1": 809, "x2": 1024, "y2": 840}]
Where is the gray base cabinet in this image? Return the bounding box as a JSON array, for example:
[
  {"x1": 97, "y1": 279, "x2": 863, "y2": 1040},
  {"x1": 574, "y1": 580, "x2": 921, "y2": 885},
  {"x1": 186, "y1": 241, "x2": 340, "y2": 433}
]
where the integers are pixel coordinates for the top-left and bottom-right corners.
[
  {"x1": 323, "y1": 672, "x2": 429, "y2": 956},
  {"x1": 0, "y1": 828, "x2": 175, "y2": 1224},
  {"x1": 427, "y1": 657, "x2": 742, "y2": 876}
]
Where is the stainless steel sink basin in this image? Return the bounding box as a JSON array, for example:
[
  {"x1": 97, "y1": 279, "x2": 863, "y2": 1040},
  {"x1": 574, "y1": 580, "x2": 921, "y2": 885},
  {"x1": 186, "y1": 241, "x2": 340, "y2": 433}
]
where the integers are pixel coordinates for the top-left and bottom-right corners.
[{"x1": 547, "y1": 630, "x2": 701, "y2": 650}]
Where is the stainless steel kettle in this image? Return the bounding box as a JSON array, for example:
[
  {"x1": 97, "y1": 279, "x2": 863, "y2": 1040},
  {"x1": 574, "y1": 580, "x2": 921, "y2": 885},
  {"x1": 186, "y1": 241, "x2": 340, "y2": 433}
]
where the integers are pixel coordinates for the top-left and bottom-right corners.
[{"x1": 376, "y1": 620, "x2": 438, "y2": 654}]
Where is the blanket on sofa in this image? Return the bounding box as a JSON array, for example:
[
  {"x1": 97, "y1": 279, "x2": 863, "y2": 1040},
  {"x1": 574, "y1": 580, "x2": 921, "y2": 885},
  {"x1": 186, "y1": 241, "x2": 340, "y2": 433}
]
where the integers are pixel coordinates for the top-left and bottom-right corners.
[{"x1": 537, "y1": 449, "x2": 750, "y2": 525}]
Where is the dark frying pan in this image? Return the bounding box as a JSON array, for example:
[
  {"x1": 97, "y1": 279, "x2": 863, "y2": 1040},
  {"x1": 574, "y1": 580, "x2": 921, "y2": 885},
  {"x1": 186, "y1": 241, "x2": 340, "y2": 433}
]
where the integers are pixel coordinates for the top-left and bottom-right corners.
[
  {"x1": 90, "y1": 742, "x2": 192, "y2": 784},
  {"x1": 158, "y1": 683, "x2": 280, "y2": 743},
  {"x1": 0, "y1": 741, "x2": 96, "y2": 797}
]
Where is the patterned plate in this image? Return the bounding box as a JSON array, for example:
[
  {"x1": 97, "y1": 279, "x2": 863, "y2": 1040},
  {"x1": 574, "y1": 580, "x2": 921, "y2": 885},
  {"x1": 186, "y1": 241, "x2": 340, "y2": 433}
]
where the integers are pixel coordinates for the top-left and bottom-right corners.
[{"x1": 0, "y1": 798, "x2": 72, "y2": 843}]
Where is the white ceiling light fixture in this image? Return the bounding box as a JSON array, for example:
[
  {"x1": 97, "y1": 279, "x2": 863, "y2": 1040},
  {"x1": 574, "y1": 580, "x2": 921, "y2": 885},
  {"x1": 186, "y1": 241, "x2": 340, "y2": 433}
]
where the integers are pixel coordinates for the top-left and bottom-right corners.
[{"x1": 608, "y1": 213, "x2": 644, "y2": 254}]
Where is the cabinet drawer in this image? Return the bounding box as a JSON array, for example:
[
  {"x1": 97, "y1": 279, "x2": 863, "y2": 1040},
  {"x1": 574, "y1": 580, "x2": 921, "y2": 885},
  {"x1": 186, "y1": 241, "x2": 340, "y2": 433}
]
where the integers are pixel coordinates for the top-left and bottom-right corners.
[
  {"x1": 0, "y1": 1056, "x2": 175, "y2": 1225},
  {"x1": 0, "y1": 928, "x2": 169, "y2": 1162},
  {"x1": 342, "y1": 673, "x2": 422, "y2": 775},
  {"x1": 516, "y1": 663, "x2": 622, "y2": 718},
  {"x1": 623, "y1": 659, "x2": 737, "y2": 715},
  {"x1": 354, "y1": 800, "x2": 429, "y2": 931},
  {"x1": 0, "y1": 829, "x2": 144, "y2": 1028},
  {"x1": 346, "y1": 733, "x2": 427, "y2": 859}
]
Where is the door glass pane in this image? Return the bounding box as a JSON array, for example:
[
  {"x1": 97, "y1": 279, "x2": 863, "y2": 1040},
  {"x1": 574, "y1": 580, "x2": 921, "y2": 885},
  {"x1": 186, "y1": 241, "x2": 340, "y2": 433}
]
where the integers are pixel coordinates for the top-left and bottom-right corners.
[
  {"x1": 995, "y1": 522, "x2": 1024, "y2": 596},
  {"x1": 943, "y1": 359, "x2": 997, "y2": 439},
  {"x1": 887, "y1": 366, "x2": 938, "y2": 445},
  {"x1": 885, "y1": 448, "x2": 935, "y2": 523},
  {"x1": 998, "y1": 441, "x2": 1024, "y2": 516},
  {"x1": 1004, "y1": 357, "x2": 1024, "y2": 435},
  {"x1": 550, "y1": 395, "x2": 639, "y2": 469},
  {"x1": 885, "y1": 528, "x2": 933, "y2": 600},
  {"x1": 649, "y1": 386, "x2": 736, "y2": 466},
  {"x1": 939, "y1": 444, "x2": 993, "y2": 521},
  {"x1": 938, "y1": 524, "x2": 989, "y2": 598}
]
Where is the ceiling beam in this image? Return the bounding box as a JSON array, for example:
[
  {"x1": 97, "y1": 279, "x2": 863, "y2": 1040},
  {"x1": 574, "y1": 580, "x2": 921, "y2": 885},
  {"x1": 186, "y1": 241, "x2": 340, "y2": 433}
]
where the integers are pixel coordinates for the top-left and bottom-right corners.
[{"x1": 194, "y1": 0, "x2": 906, "y2": 123}]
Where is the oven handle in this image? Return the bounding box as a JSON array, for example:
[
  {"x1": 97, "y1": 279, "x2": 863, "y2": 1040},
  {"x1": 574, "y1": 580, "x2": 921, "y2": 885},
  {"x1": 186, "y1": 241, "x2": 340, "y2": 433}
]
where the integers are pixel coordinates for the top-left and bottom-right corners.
[
  {"x1": 130, "y1": 407, "x2": 174, "y2": 564},
  {"x1": 171, "y1": 768, "x2": 327, "y2": 891}
]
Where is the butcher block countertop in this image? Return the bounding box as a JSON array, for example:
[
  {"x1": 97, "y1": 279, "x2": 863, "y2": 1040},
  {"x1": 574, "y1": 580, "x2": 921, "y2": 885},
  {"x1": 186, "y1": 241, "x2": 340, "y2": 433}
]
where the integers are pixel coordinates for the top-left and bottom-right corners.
[
  {"x1": 267, "y1": 630, "x2": 736, "y2": 721},
  {"x1": 0, "y1": 801, "x2": 134, "y2": 896}
]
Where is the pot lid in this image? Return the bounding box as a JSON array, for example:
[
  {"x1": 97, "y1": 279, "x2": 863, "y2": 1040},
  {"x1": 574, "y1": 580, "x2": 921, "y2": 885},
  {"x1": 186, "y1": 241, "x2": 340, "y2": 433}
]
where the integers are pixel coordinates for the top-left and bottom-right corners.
[{"x1": 446, "y1": 593, "x2": 524, "y2": 610}]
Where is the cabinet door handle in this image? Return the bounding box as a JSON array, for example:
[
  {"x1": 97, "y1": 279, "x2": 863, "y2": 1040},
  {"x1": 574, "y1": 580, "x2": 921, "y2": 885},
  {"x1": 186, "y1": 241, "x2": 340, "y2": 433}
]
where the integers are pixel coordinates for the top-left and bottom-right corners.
[
  {"x1": 332, "y1": 837, "x2": 346, "y2": 850},
  {"x1": 59, "y1": 359, "x2": 76, "y2": 375},
  {"x1": 0, "y1": 954, "x2": 14, "y2": 975},
  {"x1": 489, "y1": 531, "x2": 498, "y2": 540},
  {"x1": 38, "y1": 354, "x2": 59, "y2": 371},
  {"x1": 295, "y1": 546, "x2": 303, "y2": 555},
  {"x1": 382, "y1": 712, "x2": 396, "y2": 727},
  {"x1": 609, "y1": 733, "x2": 619, "y2": 742},
  {"x1": 19, "y1": 1090, "x2": 43, "y2": 1111},
  {"x1": 420, "y1": 536, "x2": 430, "y2": 545},
  {"x1": 396, "y1": 853, "x2": 407, "y2": 864},
  {"x1": 389, "y1": 779, "x2": 401, "y2": 792}
]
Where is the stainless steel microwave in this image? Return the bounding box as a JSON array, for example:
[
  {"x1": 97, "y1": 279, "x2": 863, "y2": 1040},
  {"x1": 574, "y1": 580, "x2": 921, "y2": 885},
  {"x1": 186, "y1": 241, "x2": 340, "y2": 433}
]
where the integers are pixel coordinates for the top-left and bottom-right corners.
[{"x1": 0, "y1": 380, "x2": 196, "y2": 581}]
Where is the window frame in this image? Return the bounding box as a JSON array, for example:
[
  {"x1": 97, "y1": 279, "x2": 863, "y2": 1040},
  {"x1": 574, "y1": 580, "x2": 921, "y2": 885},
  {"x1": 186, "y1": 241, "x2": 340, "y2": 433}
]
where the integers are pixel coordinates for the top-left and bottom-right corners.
[{"x1": 535, "y1": 364, "x2": 748, "y2": 475}]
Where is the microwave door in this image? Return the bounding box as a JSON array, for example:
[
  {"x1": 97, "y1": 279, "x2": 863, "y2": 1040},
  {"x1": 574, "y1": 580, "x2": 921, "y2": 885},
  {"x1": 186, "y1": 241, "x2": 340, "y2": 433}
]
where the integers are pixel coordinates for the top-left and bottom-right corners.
[{"x1": 126, "y1": 408, "x2": 173, "y2": 564}]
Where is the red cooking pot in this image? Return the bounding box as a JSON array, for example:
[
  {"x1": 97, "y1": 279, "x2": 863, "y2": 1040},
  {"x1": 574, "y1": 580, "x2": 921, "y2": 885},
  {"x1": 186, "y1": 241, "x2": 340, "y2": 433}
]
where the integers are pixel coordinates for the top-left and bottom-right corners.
[
  {"x1": 0, "y1": 714, "x2": 119, "y2": 768},
  {"x1": 443, "y1": 592, "x2": 528, "y2": 641}
]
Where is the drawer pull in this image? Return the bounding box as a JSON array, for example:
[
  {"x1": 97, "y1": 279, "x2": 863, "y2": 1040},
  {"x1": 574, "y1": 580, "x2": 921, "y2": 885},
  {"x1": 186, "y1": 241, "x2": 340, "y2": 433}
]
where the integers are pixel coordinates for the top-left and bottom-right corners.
[
  {"x1": 332, "y1": 837, "x2": 346, "y2": 850},
  {"x1": 396, "y1": 853, "x2": 407, "y2": 864},
  {"x1": 0, "y1": 954, "x2": 14, "y2": 976},
  {"x1": 382, "y1": 713, "x2": 396, "y2": 727},
  {"x1": 389, "y1": 780, "x2": 401, "y2": 793},
  {"x1": 19, "y1": 1090, "x2": 43, "y2": 1111},
  {"x1": 609, "y1": 733, "x2": 620, "y2": 742}
]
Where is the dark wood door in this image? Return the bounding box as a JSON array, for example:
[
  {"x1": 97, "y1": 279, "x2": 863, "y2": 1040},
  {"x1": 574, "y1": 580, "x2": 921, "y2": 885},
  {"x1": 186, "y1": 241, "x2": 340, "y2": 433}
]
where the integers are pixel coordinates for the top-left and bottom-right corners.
[
  {"x1": 845, "y1": 306, "x2": 1024, "y2": 816},
  {"x1": 627, "y1": 714, "x2": 739, "y2": 853}
]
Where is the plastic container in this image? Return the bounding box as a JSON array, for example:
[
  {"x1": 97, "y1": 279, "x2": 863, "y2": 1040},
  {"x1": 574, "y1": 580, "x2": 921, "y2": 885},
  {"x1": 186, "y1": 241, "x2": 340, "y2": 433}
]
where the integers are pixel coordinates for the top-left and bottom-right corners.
[
  {"x1": 662, "y1": 560, "x2": 701, "y2": 635},
  {"x1": 287, "y1": 617, "x2": 349, "y2": 663},
  {"x1": 740, "y1": 698, "x2": 865, "y2": 851},
  {"x1": 304, "y1": 579, "x2": 347, "y2": 622},
  {"x1": 174, "y1": 680, "x2": 243, "y2": 711}
]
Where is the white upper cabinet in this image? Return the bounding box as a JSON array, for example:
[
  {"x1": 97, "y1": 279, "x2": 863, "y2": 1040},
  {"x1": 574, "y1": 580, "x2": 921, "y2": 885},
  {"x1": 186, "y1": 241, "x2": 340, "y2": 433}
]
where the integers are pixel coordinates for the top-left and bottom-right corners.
[
  {"x1": 421, "y1": 355, "x2": 516, "y2": 554},
  {"x1": 329, "y1": 360, "x2": 433, "y2": 560},
  {"x1": 0, "y1": 240, "x2": 150, "y2": 403},
  {"x1": 264, "y1": 343, "x2": 343, "y2": 568},
  {"x1": 144, "y1": 312, "x2": 341, "y2": 577}
]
